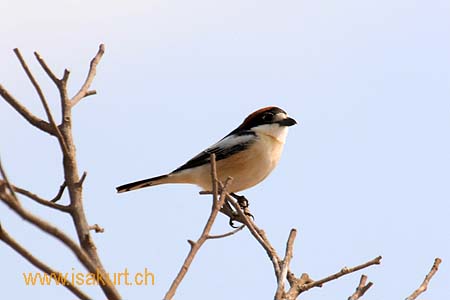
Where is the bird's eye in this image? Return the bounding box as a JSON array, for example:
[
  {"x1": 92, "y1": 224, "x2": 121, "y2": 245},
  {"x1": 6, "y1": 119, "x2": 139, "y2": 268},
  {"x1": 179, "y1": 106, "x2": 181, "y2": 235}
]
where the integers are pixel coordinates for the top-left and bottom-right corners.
[{"x1": 262, "y1": 112, "x2": 274, "y2": 122}]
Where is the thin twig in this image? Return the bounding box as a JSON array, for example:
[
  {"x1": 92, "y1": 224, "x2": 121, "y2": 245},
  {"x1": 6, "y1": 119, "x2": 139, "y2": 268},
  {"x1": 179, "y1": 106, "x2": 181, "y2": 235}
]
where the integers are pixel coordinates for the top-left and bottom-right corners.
[
  {"x1": 406, "y1": 258, "x2": 442, "y2": 300},
  {"x1": 199, "y1": 191, "x2": 246, "y2": 224},
  {"x1": 0, "y1": 161, "x2": 99, "y2": 281},
  {"x1": 2, "y1": 181, "x2": 70, "y2": 212},
  {"x1": 227, "y1": 196, "x2": 282, "y2": 279},
  {"x1": 164, "y1": 178, "x2": 232, "y2": 300},
  {"x1": 33, "y1": 50, "x2": 70, "y2": 121},
  {"x1": 13, "y1": 48, "x2": 69, "y2": 155},
  {"x1": 275, "y1": 229, "x2": 297, "y2": 300},
  {"x1": 89, "y1": 224, "x2": 104, "y2": 233},
  {"x1": 33, "y1": 52, "x2": 70, "y2": 120},
  {"x1": 71, "y1": 44, "x2": 105, "y2": 107},
  {"x1": 2, "y1": 45, "x2": 119, "y2": 300},
  {"x1": 210, "y1": 180, "x2": 381, "y2": 300},
  {"x1": 291, "y1": 256, "x2": 382, "y2": 297},
  {"x1": 0, "y1": 223, "x2": 92, "y2": 300},
  {"x1": 348, "y1": 275, "x2": 374, "y2": 300},
  {"x1": 0, "y1": 192, "x2": 98, "y2": 273},
  {"x1": 207, "y1": 225, "x2": 245, "y2": 239},
  {"x1": 51, "y1": 182, "x2": 67, "y2": 202},
  {"x1": 78, "y1": 171, "x2": 87, "y2": 187},
  {"x1": 50, "y1": 45, "x2": 119, "y2": 300},
  {"x1": 0, "y1": 159, "x2": 18, "y2": 202},
  {"x1": 164, "y1": 154, "x2": 234, "y2": 300},
  {"x1": 34, "y1": 52, "x2": 60, "y2": 86},
  {"x1": 0, "y1": 84, "x2": 53, "y2": 133},
  {"x1": 282, "y1": 257, "x2": 381, "y2": 300}
]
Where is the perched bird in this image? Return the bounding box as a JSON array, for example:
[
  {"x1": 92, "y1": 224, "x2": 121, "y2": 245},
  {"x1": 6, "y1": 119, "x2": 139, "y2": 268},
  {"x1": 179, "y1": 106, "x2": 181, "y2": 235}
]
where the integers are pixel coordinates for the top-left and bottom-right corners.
[{"x1": 116, "y1": 106, "x2": 296, "y2": 194}]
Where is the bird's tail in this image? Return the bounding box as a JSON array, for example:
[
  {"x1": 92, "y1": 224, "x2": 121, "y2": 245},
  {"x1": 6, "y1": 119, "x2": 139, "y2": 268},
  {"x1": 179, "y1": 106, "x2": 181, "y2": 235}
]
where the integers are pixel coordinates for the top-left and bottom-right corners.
[{"x1": 116, "y1": 174, "x2": 170, "y2": 193}]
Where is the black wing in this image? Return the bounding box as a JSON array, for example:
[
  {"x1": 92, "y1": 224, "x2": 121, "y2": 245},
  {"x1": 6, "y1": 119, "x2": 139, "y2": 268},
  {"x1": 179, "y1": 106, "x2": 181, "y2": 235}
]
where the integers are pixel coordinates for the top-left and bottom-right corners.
[{"x1": 172, "y1": 131, "x2": 256, "y2": 173}]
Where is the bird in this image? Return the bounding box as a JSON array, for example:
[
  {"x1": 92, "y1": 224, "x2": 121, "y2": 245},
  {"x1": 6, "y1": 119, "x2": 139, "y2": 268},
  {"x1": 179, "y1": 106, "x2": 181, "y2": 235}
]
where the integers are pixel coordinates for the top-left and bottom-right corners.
[{"x1": 116, "y1": 106, "x2": 296, "y2": 195}]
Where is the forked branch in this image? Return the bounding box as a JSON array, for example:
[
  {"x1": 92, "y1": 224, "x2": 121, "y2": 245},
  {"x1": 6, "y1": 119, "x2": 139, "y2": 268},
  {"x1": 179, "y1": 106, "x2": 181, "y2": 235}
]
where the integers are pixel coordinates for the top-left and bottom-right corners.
[
  {"x1": 164, "y1": 154, "x2": 239, "y2": 300},
  {"x1": 166, "y1": 154, "x2": 382, "y2": 300},
  {"x1": 0, "y1": 84, "x2": 53, "y2": 133},
  {"x1": 0, "y1": 180, "x2": 69, "y2": 212},
  {"x1": 224, "y1": 194, "x2": 382, "y2": 300},
  {"x1": 348, "y1": 274, "x2": 374, "y2": 300},
  {"x1": 296, "y1": 256, "x2": 382, "y2": 294},
  {"x1": 0, "y1": 223, "x2": 91, "y2": 300},
  {"x1": 71, "y1": 44, "x2": 105, "y2": 106},
  {"x1": 0, "y1": 45, "x2": 120, "y2": 300},
  {"x1": 13, "y1": 48, "x2": 68, "y2": 154},
  {"x1": 0, "y1": 161, "x2": 99, "y2": 277}
]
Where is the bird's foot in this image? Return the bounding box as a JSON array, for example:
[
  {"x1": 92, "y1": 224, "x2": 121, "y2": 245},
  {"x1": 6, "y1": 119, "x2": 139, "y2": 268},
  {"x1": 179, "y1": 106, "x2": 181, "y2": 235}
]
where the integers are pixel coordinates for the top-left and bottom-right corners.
[
  {"x1": 229, "y1": 216, "x2": 239, "y2": 228},
  {"x1": 228, "y1": 209, "x2": 254, "y2": 228},
  {"x1": 229, "y1": 193, "x2": 254, "y2": 224},
  {"x1": 231, "y1": 193, "x2": 249, "y2": 209}
]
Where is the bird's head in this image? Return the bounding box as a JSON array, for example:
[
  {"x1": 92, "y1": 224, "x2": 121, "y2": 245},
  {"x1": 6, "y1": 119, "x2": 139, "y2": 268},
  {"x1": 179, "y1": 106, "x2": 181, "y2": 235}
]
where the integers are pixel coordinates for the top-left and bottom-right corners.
[{"x1": 230, "y1": 106, "x2": 297, "y2": 143}]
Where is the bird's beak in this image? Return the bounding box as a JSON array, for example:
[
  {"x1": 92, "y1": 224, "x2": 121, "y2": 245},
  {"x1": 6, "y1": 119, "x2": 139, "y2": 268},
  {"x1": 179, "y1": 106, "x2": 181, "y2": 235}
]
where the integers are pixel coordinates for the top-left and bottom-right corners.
[{"x1": 278, "y1": 117, "x2": 297, "y2": 127}]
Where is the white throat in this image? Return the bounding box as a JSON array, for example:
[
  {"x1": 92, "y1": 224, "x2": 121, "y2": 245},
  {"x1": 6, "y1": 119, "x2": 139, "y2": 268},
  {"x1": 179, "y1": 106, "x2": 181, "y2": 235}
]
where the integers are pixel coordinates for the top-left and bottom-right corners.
[{"x1": 253, "y1": 124, "x2": 289, "y2": 144}]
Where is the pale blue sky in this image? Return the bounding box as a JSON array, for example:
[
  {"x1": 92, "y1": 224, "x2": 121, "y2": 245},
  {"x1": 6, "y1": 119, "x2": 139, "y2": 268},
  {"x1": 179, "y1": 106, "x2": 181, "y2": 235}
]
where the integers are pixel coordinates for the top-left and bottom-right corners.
[{"x1": 1, "y1": 1, "x2": 449, "y2": 299}]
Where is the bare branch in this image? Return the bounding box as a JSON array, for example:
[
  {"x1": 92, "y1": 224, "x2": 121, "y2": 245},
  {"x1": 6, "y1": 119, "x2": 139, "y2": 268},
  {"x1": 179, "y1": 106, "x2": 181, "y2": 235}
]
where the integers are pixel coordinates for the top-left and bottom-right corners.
[
  {"x1": 227, "y1": 196, "x2": 282, "y2": 279},
  {"x1": 34, "y1": 51, "x2": 61, "y2": 86},
  {"x1": 33, "y1": 50, "x2": 71, "y2": 120},
  {"x1": 302, "y1": 256, "x2": 382, "y2": 290},
  {"x1": 206, "y1": 225, "x2": 245, "y2": 239},
  {"x1": 1, "y1": 181, "x2": 70, "y2": 212},
  {"x1": 282, "y1": 257, "x2": 381, "y2": 300},
  {"x1": 0, "y1": 187, "x2": 122, "y2": 298},
  {"x1": 62, "y1": 69, "x2": 70, "y2": 83},
  {"x1": 406, "y1": 258, "x2": 442, "y2": 300},
  {"x1": 164, "y1": 154, "x2": 235, "y2": 300},
  {"x1": 348, "y1": 275, "x2": 374, "y2": 300},
  {"x1": 0, "y1": 159, "x2": 18, "y2": 202},
  {"x1": 89, "y1": 224, "x2": 104, "y2": 233},
  {"x1": 77, "y1": 171, "x2": 87, "y2": 187},
  {"x1": 200, "y1": 170, "x2": 382, "y2": 300},
  {"x1": 0, "y1": 193, "x2": 98, "y2": 272},
  {"x1": 0, "y1": 160, "x2": 99, "y2": 280},
  {"x1": 13, "y1": 48, "x2": 69, "y2": 154},
  {"x1": 84, "y1": 90, "x2": 97, "y2": 98},
  {"x1": 2, "y1": 45, "x2": 119, "y2": 300},
  {"x1": 0, "y1": 84, "x2": 53, "y2": 134},
  {"x1": 198, "y1": 191, "x2": 212, "y2": 195},
  {"x1": 0, "y1": 223, "x2": 91, "y2": 300},
  {"x1": 51, "y1": 182, "x2": 67, "y2": 202},
  {"x1": 199, "y1": 191, "x2": 247, "y2": 224},
  {"x1": 275, "y1": 229, "x2": 297, "y2": 299},
  {"x1": 45, "y1": 44, "x2": 118, "y2": 300},
  {"x1": 71, "y1": 44, "x2": 105, "y2": 107}
]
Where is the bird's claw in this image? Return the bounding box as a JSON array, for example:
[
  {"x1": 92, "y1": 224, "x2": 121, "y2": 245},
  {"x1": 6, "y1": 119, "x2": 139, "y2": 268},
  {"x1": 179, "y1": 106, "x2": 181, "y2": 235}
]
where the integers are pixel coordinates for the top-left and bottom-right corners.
[
  {"x1": 244, "y1": 210, "x2": 254, "y2": 220},
  {"x1": 231, "y1": 193, "x2": 249, "y2": 209},
  {"x1": 229, "y1": 193, "x2": 255, "y2": 224},
  {"x1": 229, "y1": 217, "x2": 238, "y2": 228},
  {"x1": 238, "y1": 198, "x2": 249, "y2": 209},
  {"x1": 228, "y1": 209, "x2": 254, "y2": 228},
  {"x1": 235, "y1": 194, "x2": 254, "y2": 219}
]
